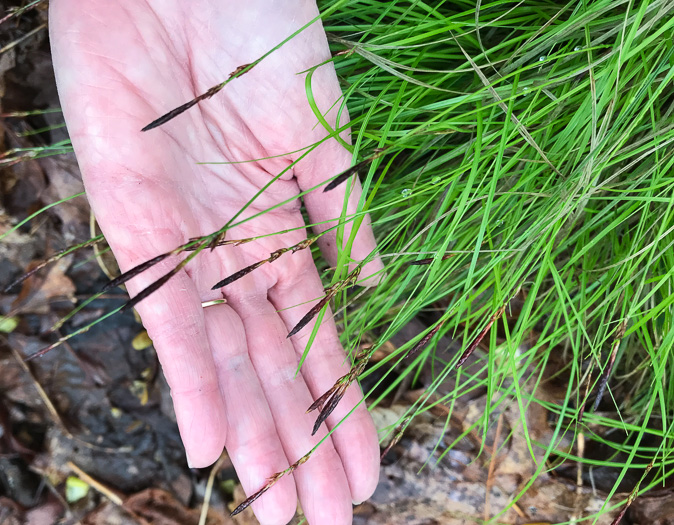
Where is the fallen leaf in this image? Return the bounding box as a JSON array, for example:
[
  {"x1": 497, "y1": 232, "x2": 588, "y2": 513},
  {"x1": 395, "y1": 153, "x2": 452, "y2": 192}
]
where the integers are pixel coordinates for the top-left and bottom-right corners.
[
  {"x1": 125, "y1": 488, "x2": 231, "y2": 525},
  {"x1": 0, "y1": 315, "x2": 19, "y2": 332},
  {"x1": 65, "y1": 475, "x2": 90, "y2": 503},
  {"x1": 38, "y1": 154, "x2": 89, "y2": 238},
  {"x1": 12, "y1": 255, "x2": 76, "y2": 314},
  {"x1": 131, "y1": 331, "x2": 153, "y2": 351}
]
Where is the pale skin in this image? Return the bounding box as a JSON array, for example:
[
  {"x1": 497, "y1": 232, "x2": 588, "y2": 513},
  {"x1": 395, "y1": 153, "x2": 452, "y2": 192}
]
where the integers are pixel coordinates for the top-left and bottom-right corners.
[{"x1": 49, "y1": 1, "x2": 384, "y2": 524}]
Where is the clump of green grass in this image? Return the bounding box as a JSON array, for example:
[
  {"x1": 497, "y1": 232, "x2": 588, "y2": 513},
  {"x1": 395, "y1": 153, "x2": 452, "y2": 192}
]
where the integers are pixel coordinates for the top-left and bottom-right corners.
[
  {"x1": 320, "y1": 0, "x2": 674, "y2": 520},
  {"x1": 4, "y1": 0, "x2": 674, "y2": 521}
]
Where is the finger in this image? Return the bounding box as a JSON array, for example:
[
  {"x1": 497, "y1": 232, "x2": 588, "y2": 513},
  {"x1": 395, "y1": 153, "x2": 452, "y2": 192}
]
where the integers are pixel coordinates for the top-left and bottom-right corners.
[
  {"x1": 123, "y1": 252, "x2": 227, "y2": 468},
  {"x1": 268, "y1": 254, "x2": 380, "y2": 504},
  {"x1": 203, "y1": 304, "x2": 296, "y2": 525},
  {"x1": 225, "y1": 283, "x2": 353, "y2": 525},
  {"x1": 290, "y1": 66, "x2": 384, "y2": 286}
]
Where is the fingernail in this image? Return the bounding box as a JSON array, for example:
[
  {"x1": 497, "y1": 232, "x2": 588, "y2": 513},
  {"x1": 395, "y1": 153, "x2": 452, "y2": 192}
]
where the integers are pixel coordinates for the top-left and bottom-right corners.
[
  {"x1": 186, "y1": 452, "x2": 195, "y2": 469},
  {"x1": 353, "y1": 500, "x2": 364, "y2": 506}
]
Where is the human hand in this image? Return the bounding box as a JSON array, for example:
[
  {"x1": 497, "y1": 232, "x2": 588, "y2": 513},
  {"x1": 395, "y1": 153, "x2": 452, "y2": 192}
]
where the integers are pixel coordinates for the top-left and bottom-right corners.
[{"x1": 49, "y1": 1, "x2": 383, "y2": 523}]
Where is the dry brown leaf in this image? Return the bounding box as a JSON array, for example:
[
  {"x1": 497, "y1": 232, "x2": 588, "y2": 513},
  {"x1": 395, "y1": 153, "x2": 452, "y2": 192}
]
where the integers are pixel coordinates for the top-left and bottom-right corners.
[
  {"x1": 120, "y1": 488, "x2": 231, "y2": 525},
  {"x1": 627, "y1": 490, "x2": 674, "y2": 525},
  {"x1": 38, "y1": 155, "x2": 89, "y2": 237},
  {"x1": 12, "y1": 256, "x2": 76, "y2": 314}
]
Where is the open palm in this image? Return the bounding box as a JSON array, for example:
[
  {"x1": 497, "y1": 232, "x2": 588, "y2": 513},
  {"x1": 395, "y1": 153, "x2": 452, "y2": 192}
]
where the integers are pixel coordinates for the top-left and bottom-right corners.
[{"x1": 50, "y1": 1, "x2": 382, "y2": 523}]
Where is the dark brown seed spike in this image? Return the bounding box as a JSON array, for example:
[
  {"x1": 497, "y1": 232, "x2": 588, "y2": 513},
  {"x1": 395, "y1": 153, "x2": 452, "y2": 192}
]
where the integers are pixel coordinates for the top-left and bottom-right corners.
[
  {"x1": 592, "y1": 377, "x2": 609, "y2": 412},
  {"x1": 307, "y1": 387, "x2": 336, "y2": 414},
  {"x1": 267, "y1": 248, "x2": 287, "y2": 263},
  {"x1": 311, "y1": 384, "x2": 348, "y2": 436},
  {"x1": 141, "y1": 84, "x2": 224, "y2": 132},
  {"x1": 408, "y1": 254, "x2": 455, "y2": 266},
  {"x1": 308, "y1": 360, "x2": 361, "y2": 415},
  {"x1": 609, "y1": 504, "x2": 628, "y2": 525},
  {"x1": 230, "y1": 63, "x2": 252, "y2": 78},
  {"x1": 208, "y1": 233, "x2": 225, "y2": 251},
  {"x1": 211, "y1": 260, "x2": 267, "y2": 290},
  {"x1": 380, "y1": 417, "x2": 411, "y2": 461},
  {"x1": 121, "y1": 265, "x2": 183, "y2": 312},
  {"x1": 455, "y1": 306, "x2": 505, "y2": 369},
  {"x1": 380, "y1": 441, "x2": 396, "y2": 462},
  {"x1": 102, "y1": 252, "x2": 172, "y2": 292},
  {"x1": 287, "y1": 294, "x2": 332, "y2": 338},
  {"x1": 141, "y1": 98, "x2": 200, "y2": 132},
  {"x1": 294, "y1": 452, "x2": 311, "y2": 467},
  {"x1": 592, "y1": 320, "x2": 628, "y2": 412},
  {"x1": 3, "y1": 266, "x2": 43, "y2": 292},
  {"x1": 323, "y1": 157, "x2": 373, "y2": 193},
  {"x1": 228, "y1": 449, "x2": 312, "y2": 516},
  {"x1": 408, "y1": 257, "x2": 434, "y2": 266},
  {"x1": 292, "y1": 237, "x2": 315, "y2": 253},
  {"x1": 230, "y1": 475, "x2": 280, "y2": 517},
  {"x1": 455, "y1": 323, "x2": 492, "y2": 368},
  {"x1": 408, "y1": 321, "x2": 444, "y2": 358}
]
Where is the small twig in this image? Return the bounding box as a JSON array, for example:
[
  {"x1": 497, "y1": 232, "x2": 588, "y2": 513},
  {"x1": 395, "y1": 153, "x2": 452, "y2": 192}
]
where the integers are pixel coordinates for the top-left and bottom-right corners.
[
  {"x1": 198, "y1": 452, "x2": 229, "y2": 525},
  {"x1": 483, "y1": 412, "x2": 504, "y2": 522},
  {"x1": 5, "y1": 336, "x2": 133, "y2": 452},
  {"x1": 570, "y1": 432, "x2": 586, "y2": 523},
  {"x1": 0, "y1": 22, "x2": 46, "y2": 56},
  {"x1": 7, "y1": 337, "x2": 66, "y2": 428},
  {"x1": 90, "y1": 212, "x2": 116, "y2": 281},
  {"x1": 66, "y1": 462, "x2": 124, "y2": 506}
]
